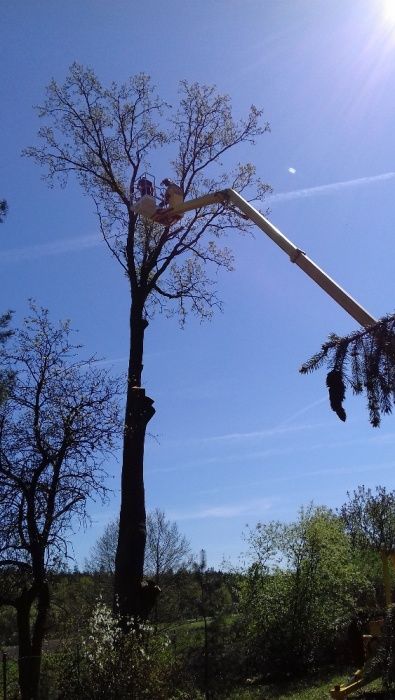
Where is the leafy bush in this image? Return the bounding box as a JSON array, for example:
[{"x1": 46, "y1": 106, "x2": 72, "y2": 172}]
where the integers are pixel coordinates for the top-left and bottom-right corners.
[
  {"x1": 240, "y1": 506, "x2": 373, "y2": 677},
  {"x1": 55, "y1": 602, "x2": 193, "y2": 699},
  {"x1": 381, "y1": 604, "x2": 395, "y2": 690},
  {"x1": 364, "y1": 604, "x2": 395, "y2": 690}
]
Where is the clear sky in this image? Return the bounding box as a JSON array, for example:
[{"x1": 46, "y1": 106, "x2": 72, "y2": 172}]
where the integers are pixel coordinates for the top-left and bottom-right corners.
[{"x1": 2, "y1": 0, "x2": 395, "y2": 569}]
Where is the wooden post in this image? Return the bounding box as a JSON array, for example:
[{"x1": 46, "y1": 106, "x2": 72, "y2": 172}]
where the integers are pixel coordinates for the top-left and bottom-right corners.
[
  {"x1": 381, "y1": 551, "x2": 392, "y2": 606},
  {"x1": 2, "y1": 651, "x2": 7, "y2": 700}
]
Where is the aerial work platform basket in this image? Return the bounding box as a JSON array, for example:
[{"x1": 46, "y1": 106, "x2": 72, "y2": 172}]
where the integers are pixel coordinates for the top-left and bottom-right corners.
[{"x1": 131, "y1": 174, "x2": 184, "y2": 226}]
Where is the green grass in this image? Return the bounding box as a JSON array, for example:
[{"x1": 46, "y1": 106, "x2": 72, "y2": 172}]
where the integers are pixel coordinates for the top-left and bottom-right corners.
[
  {"x1": 225, "y1": 669, "x2": 382, "y2": 700},
  {"x1": 160, "y1": 619, "x2": 385, "y2": 699},
  {"x1": 1, "y1": 657, "x2": 385, "y2": 700},
  {"x1": 1, "y1": 656, "x2": 19, "y2": 700}
]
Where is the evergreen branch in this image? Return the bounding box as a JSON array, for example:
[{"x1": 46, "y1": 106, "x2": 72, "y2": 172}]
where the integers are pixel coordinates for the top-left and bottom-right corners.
[{"x1": 300, "y1": 312, "x2": 395, "y2": 426}]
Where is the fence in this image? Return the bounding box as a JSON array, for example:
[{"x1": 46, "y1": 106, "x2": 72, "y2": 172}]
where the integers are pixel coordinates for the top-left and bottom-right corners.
[
  {"x1": 1, "y1": 621, "x2": 244, "y2": 699},
  {"x1": 1, "y1": 650, "x2": 20, "y2": 700},
  {"x1": 2, "y1": 653, "x2": 6, "y2": 700},
  {"x1": 0, "y1": 646, "x2": 80, "y2": 700}
]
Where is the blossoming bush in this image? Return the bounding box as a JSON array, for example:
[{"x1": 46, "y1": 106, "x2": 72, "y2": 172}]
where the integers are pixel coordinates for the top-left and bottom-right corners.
[{"x1": 56, "y1": 602, "x2": 192, "y2": 699}]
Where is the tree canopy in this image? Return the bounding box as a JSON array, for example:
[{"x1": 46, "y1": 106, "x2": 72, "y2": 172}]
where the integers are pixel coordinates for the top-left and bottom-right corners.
[
  {"x1": 25, "y1": 64, "x2": 270, "y2": 324},
  {"x1": 340, "y1": 485, "x2": 395, "y2": 554},
  {"x1": 242, "y1": 505, "x2": 371, "y2": 675}
]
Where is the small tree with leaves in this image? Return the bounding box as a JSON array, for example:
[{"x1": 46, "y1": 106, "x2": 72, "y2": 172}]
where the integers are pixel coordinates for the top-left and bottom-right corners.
[
  {"x1": 0, "y1": 304, "x2": 121, "y2": 700},
  {"x1": 242, "y1": 505, "x2": 370, "y2": 675},
  {"x1": 340, "y1": 485, "x2": 395, "y2": 606},
  {"x1": 300, "y1": 313, "x2": 395, "y2": 427},
  {"x1": 26, "y1": 63, "x2": 271, "y2": 621}
]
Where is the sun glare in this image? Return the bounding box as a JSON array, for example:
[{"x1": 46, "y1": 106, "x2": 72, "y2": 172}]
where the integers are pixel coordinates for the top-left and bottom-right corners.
[{"x1": 382, "y1": 0, "x2": 395, "y2": 25}]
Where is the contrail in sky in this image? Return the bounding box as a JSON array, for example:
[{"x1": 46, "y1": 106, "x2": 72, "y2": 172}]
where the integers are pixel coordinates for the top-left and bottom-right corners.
[
  {"x1": 269, "y1": 171, "x2": 395, "y2": 203},
  {"x1": 202, "y1": 421, "x2": 323, "y2": 444},
  {"x1": 170, "y1": 497, "x2": 272, "y2": 521},
  {"x1": 0, "y1": 234, "x2": 99, "y2": 264},
  {"x1": 1, "y1": 171, "x2": 395, "y2": 263}
]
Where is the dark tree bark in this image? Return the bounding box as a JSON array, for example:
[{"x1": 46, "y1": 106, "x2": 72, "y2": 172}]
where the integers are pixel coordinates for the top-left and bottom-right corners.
[
  {"x1": 16, "y1": 589, "x2": 37, "y2": 700},
  {"x1": 114, "y1": 303, "x2": 155, "y2": 619},
  {"x1": 16, "y1": 582, "x2": 49, "y2": 700}
]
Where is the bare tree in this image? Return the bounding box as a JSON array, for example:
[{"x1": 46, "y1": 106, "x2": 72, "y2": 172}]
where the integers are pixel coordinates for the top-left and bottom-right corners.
[
  {"x1": 25, "y1": 63, "x2": 270, "y2": 621},
  {"x1": 87, "y1": 517, "x2": 119, "y2": 575},
  {"x1": 87, "y1": 509, "x2": 190, "y2": 583},
  {"x1": 145, "y1": 508, "x2": 190, "y2": 584},
  {"x1": 0, "y1": 304, "x2": 121, "y2": 700}
]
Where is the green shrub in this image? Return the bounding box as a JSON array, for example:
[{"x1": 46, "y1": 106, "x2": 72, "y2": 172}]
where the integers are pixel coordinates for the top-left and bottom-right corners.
[
  {"x1": 365, "y1": 603, "x2": 395, "y2": 690},
  {"x1": 240, "y1": 506, "x2": 373, "y2": 678},
  {"x1": 55, "y1": 602, "x2": 193, "y2": 699}
]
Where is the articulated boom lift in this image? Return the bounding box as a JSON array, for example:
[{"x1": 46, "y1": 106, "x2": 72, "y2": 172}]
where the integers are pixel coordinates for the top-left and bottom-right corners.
[
  {"x1": 134, "y1": 181, "x2": 377, "y2": 328},
  {"x1": 134, "y1": 180, "x2": 386, "y2": 699}
]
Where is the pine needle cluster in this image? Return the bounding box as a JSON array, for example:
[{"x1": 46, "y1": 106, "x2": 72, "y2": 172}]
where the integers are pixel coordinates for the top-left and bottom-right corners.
[{"x1": 300, "y1": 313, "x2": 395, "y2": 427}]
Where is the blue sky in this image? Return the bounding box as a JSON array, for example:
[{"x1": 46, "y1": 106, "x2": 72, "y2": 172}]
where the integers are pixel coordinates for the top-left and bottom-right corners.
[{"x1": 2, "y1": 0, "x2": 395, "y2": 568}]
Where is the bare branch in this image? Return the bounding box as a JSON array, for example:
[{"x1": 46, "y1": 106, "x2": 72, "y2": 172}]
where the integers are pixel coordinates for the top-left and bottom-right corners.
[{"x1": 0, "y1": 303, "x2": 122, "y2": 583}]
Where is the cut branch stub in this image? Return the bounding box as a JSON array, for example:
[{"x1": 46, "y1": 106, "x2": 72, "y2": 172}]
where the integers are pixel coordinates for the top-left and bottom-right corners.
[{"x1": 129, "y1": 387, "x2": 155, "y2": 425}]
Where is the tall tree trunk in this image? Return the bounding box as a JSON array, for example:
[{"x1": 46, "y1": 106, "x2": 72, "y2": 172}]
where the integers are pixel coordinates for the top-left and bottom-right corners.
[
  {"x1": 114, "y1": 301, "x2": 155, "y2": 622},
  {"x1": 16, "y1": 583, "x2": 49, "y2": 700}
]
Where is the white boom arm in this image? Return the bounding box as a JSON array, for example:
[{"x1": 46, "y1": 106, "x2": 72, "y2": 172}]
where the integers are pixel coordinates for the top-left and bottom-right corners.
[{"x1": 156, "y1": 188, "x2": 377, "y2": 329}]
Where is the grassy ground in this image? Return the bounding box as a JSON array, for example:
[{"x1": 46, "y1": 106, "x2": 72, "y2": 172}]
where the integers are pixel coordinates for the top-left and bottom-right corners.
[
  {"x1": 225, "y1": 669, "x2": 382, "y2": 699},
  {"x1": 1, "y1": 660, "x2": 385, "y2": 699},
  {"x1": 2, "y1": 624, "x2": 386, "y2": 700},
  {"x1": 161, "y1": 619, "x2": 385, "y2": 699}
]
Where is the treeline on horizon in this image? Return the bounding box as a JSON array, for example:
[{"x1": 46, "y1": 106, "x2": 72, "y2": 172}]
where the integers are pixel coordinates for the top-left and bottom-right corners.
[{"x1": 2, "y1": 490, "x2": 394, "y2": 697}]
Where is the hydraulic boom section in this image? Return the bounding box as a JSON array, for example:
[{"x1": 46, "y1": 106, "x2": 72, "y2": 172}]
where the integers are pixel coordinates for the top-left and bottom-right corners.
[{"x1": 152, "y1": 187, "x2": 377, "y2": 329}]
